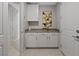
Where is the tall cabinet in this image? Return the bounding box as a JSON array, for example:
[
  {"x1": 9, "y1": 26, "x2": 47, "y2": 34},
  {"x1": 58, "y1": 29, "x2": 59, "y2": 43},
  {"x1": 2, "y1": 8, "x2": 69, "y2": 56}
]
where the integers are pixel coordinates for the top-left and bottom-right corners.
[
  {"x1": 0, "y1": 2, "x2": 8, "y2": 56},
  {"x1": 60, "y1": 3, "x2": 79, "y2": 56},
  {"x1": 0, "y1": 2, "x2": 3, "y2": 56}
]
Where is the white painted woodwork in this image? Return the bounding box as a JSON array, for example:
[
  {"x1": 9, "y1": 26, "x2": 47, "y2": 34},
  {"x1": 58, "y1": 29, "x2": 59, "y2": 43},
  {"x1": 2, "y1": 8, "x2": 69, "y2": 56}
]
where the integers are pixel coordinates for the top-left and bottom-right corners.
[
  {"x1": 0, "y1": 46, "x2": 2, "y2": 56},
  {"x1": 0, "y1": 37, "x2": 3, "y2": 56},
  {"x1": 60, "y1": 3, "x2": 79, "y2": 56},
  {"x1": 0, "y1": 2, "x2": 9, "y2": 56},
  {"x1": 0, "y1": 3, "x2": 2, "y2": 34},
  {"x1": 48, "y1": 33, "x2": 58, "y2": 47},
  {"x1": 25, "y1": 33, "x2": 58, "y2": 47},
  {"x1": 27, "y1": 4, "x2": 39, "y2": 21},
  {"x1": 25, "y1": 33, "x2": 37, "y2": 47},
  {"x1": 37, "y1": 33, "x2": 48, "y2": 47},
  {"x1": 0, "y1": 3, "x2": 3, "y2": 56}
]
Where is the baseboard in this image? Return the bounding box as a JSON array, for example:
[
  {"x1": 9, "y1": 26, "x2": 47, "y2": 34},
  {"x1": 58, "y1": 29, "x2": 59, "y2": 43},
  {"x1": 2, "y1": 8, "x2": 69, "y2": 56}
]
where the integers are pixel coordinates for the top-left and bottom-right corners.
[
  {"x1": 25, "y1": 47, "x2": 59, "y2": 49},
  {"x1": 59, "y1": 48, "x2": 65, "y2": 56}
]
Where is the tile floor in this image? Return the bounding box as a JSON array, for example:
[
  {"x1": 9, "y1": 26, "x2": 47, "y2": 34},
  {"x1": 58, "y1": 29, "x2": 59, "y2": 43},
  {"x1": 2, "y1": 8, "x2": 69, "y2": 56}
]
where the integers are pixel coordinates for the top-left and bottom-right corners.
[
  {"x1": 23, "y1": 49, "x2": 63, "y2": 56},
  {"x1": 8, "y1": 45, "x2": 20, "y2": 56}
]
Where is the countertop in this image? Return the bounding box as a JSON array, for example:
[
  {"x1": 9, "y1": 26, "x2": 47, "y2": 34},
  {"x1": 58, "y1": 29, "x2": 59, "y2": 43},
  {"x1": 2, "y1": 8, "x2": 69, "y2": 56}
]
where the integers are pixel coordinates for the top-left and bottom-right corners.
[{"x1": 25, "y1": 28, "x2": 60, "y2": 33}]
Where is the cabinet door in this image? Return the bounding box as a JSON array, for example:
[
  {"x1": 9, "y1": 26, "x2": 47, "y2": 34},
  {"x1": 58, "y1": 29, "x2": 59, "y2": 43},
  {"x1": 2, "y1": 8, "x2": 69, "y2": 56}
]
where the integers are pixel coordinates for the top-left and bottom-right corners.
[
  {"x1": 0, "y1": 3, "x2": 2, "y2": 34},
  {"x1": 47, "y1": 33, "x2": 58, "y2": 47},
  {"x1": 0, "y1": 37, "x2": 3, "y2": 56},
  {"x1": 74, "y1": 37, "x2": 79, "y2": 56},
  {"x1": 27, "y1": 5, "x2": 38, "y2": 21},
  {"x1": 0, "y1": 3, "x2": 3, "y2": 56},
  {"x1": 0, "y1": 46, "x2": 2, "y2": 56},
  {"x1": 25, "y1": 33, "x2": 37, "y2": 47},
  {"x1": 37, "y1": 33, "x2": 48, "y2": 47}
]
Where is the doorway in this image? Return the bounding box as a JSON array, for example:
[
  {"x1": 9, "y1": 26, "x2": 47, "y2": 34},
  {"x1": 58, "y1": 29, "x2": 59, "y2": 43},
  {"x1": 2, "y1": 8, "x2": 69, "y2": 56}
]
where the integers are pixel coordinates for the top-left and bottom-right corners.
[{"x1": 8, "y1": 3, "x2": 20, "y2": 56}]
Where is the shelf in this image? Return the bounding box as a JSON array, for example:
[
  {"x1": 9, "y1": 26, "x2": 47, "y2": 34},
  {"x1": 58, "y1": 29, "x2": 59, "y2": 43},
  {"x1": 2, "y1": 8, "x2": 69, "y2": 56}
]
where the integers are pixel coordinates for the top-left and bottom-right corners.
[{"x1": 28, "y1": 21, "x2": 39, "y2": 26}]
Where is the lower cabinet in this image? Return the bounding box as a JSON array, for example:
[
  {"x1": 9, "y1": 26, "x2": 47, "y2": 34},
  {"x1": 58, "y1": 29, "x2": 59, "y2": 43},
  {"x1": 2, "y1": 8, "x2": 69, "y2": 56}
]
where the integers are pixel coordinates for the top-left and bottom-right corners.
[
  {"x1": 25, "y1": 33, "x2": 37, "y2": 47},
  {"x1": 47, "y1": 33, "x2": 58, "y2": 47},
  {"x1": 25, "y1": 33, "x2": 58, "y2": 47},
  {"x1": 37, "y1": 33, "x2": 48, "y2": 47},
  {"x1": 74, "y1": 39, "x2": 79, "y2": 56},
  {"x1": 0, "y1": 37, "x2": 3, "y2": 56},
  {"x1": 0, "y1": 46, "x2": 2, "y2": 56}
]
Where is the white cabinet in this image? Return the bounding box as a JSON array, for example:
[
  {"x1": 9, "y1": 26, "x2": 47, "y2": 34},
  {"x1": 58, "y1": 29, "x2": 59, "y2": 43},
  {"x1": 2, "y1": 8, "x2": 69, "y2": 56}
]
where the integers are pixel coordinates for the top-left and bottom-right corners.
[
  {"x1": 27, "y1": 4, "x2": 39, "y2": 21},
  {"x1": 0, "y1": 3, "x2": 3, "y2": 56},
  {"x1": 74, "y1": 39, "x2": 79, "y2": 56},
  {"x1": 0, "y1": 46, "x2": 2, "y2": 56},
  {"x1": 0, "y1": 38, "x2": 3, "y2": 56},
  {"x1": 59, "y1": 3, "x2": 79, "y2": 56},
  {"x1": 0, "y1": 38, "x2": 2, "y2": 56},
  {"x1": 25, "y1": 33, "x2": 37, "y2": 47},
  {"x1": 37, "y1": 33, "x2": 48, "y2": 47},
  {"x1": 25, "y1": 33, "x2": 58, "y2": 47},
  {"x1": 48, "y1": 33, "x2": 58, "y2": 47}
]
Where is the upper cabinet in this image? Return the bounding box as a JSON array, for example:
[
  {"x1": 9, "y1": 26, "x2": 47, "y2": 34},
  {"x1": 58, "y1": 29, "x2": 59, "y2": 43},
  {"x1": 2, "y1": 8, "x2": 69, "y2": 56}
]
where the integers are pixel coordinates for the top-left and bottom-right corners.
[{"x1": 27, "y1": 4, "x2": 39, "y2": 21}]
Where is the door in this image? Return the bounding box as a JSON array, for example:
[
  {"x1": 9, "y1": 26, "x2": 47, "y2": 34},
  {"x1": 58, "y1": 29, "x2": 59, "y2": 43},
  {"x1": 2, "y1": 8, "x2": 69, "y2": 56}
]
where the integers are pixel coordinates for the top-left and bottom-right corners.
[
  {"x1": 8, "y1": 3, "x2": 20, "y2": 56},
  {"x1": 0, "y1": 3, "x2": 3, "y2": 55},
  {"x1": 27, "y1": 4, "x2": 39, "y2": 21},
  {"x1": 37, "y1": 33, "x2": 48, "y2": 47},
  {"x1": 60, "y1": 3, "x2": 79, "y2": 56},
  {"x1": 25, "y1": 33, "x2": 37, "y2": 47},
  {"x1": 48, "y1": 33, "x2": 58, "y2": 47},
  {"x1": 0, "y1": 2, "x2": 8, "y2": 56}
]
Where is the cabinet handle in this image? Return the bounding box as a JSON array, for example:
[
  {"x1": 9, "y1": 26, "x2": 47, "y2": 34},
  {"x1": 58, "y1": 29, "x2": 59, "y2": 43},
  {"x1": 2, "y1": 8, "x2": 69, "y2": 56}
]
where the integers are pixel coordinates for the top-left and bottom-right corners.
[
  {"x1": 47, "y1": 37, "x2": 50, "y2": 40},
  {"x1": 74, "y1": 39, "x2": 79, "y2": 42},
  {"x1": 36, "y1": 37, "x2": 37, "y2": 40},
  {"x1": 49, "y1": 37, "x2": 50, "y2": 40},
  {"x1": 42, "y1": 34, "x2": 44, "y2": 35},
  {"x1": 72, "y1": 36, "x2": 79, "y2": 39}
]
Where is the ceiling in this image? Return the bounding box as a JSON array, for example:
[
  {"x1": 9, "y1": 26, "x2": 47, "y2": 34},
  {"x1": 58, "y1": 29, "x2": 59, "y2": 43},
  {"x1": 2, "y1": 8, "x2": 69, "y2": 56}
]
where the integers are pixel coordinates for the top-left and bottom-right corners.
[
  {"x1": 38, "y1": 2, "x2": 57, "y2": 5},
  {"x1": 26, "y1": 2, "x2": 57, "y2": 5}
]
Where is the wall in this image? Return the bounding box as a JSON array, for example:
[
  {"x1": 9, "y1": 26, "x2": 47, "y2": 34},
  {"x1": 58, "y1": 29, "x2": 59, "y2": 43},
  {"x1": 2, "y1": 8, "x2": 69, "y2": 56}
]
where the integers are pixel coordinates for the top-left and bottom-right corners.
[
  {"x1": 24, "y1": 4, "x2": 59, "y2": 29},
  {"x1": 59, "y1": 2, "x2": 79, "y2": 56}
]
